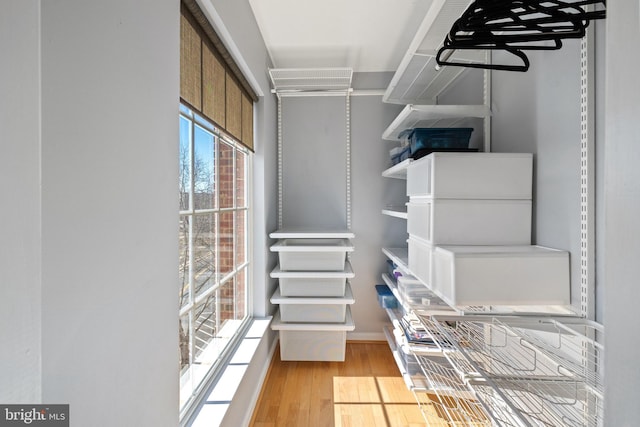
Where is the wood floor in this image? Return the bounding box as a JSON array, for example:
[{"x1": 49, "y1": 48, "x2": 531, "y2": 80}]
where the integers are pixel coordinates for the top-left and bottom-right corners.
[{"x1": 249, "y1": 341, "x2": 428, "y2": 427}]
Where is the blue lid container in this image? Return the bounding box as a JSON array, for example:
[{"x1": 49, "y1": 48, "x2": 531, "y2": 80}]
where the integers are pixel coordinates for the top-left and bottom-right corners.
[{"x1": 401, "y1": 128, "x2": 473, "y2": 155}]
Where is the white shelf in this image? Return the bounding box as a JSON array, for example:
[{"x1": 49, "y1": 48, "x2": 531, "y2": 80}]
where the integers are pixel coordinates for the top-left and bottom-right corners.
[
  {"x1": 382, "y1": 207, "x2": 408, "y2": 219},
  {"x1": 271, "y1": 307, "x2": 355, "y2": 331},
  {"x1": 383, "y1": 326, "x2": 429, "y2": 392},
  {"x1": 270, "y1": 228, "x2": 354, "y2": 239},
  {"x1": 382, "y1": 104, "x2": 490, "y2": 141},
  {"x1": 381, "y1": 158, "x2": 411, "y2": 179},
  {"x1": 271, "y1": 282, "x2": 355, "y2": 305},
  {"x1": 382, "y1": 247, "x2": 410, "y2": 275},
  {"x1": 383, "y1": 0, "x2": 484, "y2": 105},
  {"x1": 269, "y1": 68, "x2": 352, "y2": 95}
]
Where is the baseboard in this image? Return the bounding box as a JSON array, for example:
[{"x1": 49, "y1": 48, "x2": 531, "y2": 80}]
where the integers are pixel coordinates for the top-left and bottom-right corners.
[{"x1": 347, "y1": 331, "x2": 386, "y2": 341}]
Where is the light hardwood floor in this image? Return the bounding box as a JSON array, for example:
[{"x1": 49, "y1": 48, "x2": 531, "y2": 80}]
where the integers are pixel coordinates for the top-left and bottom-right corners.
[{"x1": 249, "y1": 341, "x2": 428, "y2": 427}]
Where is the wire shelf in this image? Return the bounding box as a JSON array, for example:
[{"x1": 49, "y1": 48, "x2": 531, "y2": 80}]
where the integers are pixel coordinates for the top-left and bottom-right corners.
[
  {"x1": 415, "y1": 354, "x2": 492, "y2": 426},
  {"x1": 415, "y1": 315, "x2": 604, "y2": 427},
  {"x1": 269, "y1": 68, "x2": 353, "y2": 94}
]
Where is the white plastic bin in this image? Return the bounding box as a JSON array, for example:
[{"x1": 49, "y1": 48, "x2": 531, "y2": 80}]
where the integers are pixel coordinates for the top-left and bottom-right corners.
[
  {"x1": 270, "y1": 262, "x2": 354, "y2": 297},
  {"x1": 407, "y1": 236, "x2": 434, "y2": 287},
  {"x1": 431, "y1": 245, "x2": 570, "y2": 307},
  {"x1": 270, "y1": 238, "x2": 354, "y2": 271},
  {"x1": 271, "y1": 308, "x2": 355, "y2": 361},
  {"x1": 407, "y1": 199, "x2": 532, "y2": 245},
  {"x1": 271, "y1": 283, "x2": 355, "y2": 323},
  {"x1": 406, "y1": 152, "x2": 533, "y2": 199}
]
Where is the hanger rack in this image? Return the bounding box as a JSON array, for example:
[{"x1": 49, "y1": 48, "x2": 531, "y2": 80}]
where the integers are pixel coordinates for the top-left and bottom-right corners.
[{"x1": 436, "y1": 0, "x2": 606, "y2": 71}]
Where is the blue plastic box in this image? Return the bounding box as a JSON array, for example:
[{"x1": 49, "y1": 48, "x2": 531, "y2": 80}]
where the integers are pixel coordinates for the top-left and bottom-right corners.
[
  {"x1": 402, "y1": 128, "x2": 473, "y2": 155},
  {"x1": 375, "y1": 284, "x2": 397, "y2": 309}
]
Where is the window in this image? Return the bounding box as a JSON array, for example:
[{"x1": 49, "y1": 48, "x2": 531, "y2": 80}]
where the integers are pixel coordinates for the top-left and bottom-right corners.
[{"x1": 178, "y1": 104, "x2": 251, "y2": 412}]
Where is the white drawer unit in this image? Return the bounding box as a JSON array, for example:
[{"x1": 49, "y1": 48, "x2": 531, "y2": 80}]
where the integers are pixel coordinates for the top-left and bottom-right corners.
[
  {"x1": 406, "y1": 152, "x2": 533, "y2": 199},
  {"x1": 407, "y1": 236, "x2": 434, "y2": 287},
  {"x1": 270, "y1": 238, "x2": 354, "y2": 271},
  {"x1": 271, "y1": 308, "x2": 356, "y2": 362},
  {"x1": 270, "y1": 229, "x2": 356, "y2": 361},
  {"x1": 406, "y1": 199, "x2": 532, "y2": 245},
  {"x1": 270, "y1": 282, "x2": 355, "y2": 323},
  {"x1": 431, "y1": 245, "x2": 570, "y2": 307},
  {"x1": 270, "y1": 262, "x2": 354, "y2": 297}
]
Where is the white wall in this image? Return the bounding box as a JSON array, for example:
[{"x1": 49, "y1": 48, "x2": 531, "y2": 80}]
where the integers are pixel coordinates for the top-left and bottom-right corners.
[
  {"x1": 350, "y1": 94, "x2": 405, "y2": 339},
  {"x1": 0, "y1": 0, "x2": 42, "y2": 403},
  {"x1": 39, "y1": 1, "x2": 179, "y2": 426},
  {"x1": 281, "y1": 96, "x2": 348, "y2": 228},
  {"x1": 276, "y1": 85, "x2": 405, "y2": 339},
  {"x1": 603, "y1": 1, "x2": 640, "y2": 424},
  {"x1": 491, "y1": 43, "x2": 583, "y2": 310}
]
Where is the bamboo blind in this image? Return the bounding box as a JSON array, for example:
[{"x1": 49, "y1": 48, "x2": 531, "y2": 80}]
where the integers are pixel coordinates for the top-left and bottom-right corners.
[
  {"x1": 180, "y1": 13, "x2": 201, "y2": 110},
  {"x1": 242, "y1": 93, "x2": 254, "y2": 151},
  {"x1": 180, "y1": 2, "x2": 255, "y2": 151},
  {"x1": 225, "y1": 74, "x2": 242, "y2": 140},
  {"x1": 202, "y1": 41, "x2": 226, "y2": 127}
]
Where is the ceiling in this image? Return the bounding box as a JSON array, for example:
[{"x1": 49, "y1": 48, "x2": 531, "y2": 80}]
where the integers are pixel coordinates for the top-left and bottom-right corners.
[{"x1": 248, "y1": 0, "x2": 434, "y2": 73}]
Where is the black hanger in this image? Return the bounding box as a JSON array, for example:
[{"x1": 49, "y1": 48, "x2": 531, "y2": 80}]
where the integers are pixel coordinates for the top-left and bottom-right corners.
[{"x1": 435, "y1": 0, "x2": 606, "y2": 72}]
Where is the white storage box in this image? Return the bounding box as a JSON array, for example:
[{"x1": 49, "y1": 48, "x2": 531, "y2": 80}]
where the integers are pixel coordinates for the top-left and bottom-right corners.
[
  {"x1": 271, "y1": 308, "x2": 355, "y2": 361},
  {"x1": 270, "y1": 238, "x2": 354, "y2": 271},
  {"x1": 271, "y1": 283, "x2": 355, "y2": 323},
  {"x1": 431, "y1": 245, "x2": 570, "y2": 307},
  {"x1": 406, "y1": 152, "x2": 533, "y2": 199},
  {"x1": 407, "y1": 199, "x2": 531, "y2": 245},
  {"x1": 270, "y1": 262, "x2": 354, "y2": 297},
  {"x1": 408, "y1": 237, "x2": 434, "y2": 287}
]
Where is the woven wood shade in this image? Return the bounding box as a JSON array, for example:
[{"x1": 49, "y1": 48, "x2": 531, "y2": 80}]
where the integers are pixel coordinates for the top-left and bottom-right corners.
[
  {"x1": 202, "y1": 41, "x2": 226, "y2": 127},
  {"x1": 225, "y1": 74, "x2": 242, "y2": 140},
  {"x1": 242, "y1": 93, "x2": 253, "y2": 151},
  {"x1": 180, "y1": 13, "x2": 201, "y2": 110},
  {"x1": 180, "y1": 2, "x2": 255, "y2": 151}
]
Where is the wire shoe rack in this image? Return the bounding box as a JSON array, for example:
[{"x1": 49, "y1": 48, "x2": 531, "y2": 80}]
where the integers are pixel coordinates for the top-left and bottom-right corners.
[{"x1": 411, "y1": 315, "x2": 603, "y2": 426}]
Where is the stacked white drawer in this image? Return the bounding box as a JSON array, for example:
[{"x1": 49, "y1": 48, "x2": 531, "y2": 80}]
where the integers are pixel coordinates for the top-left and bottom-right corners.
[
  {"x1": 269, "y1": 229, "x2": 355, "y2": 361},
  {"x1": 405, "y1": 152, "x2": 569, "y2": 308}
]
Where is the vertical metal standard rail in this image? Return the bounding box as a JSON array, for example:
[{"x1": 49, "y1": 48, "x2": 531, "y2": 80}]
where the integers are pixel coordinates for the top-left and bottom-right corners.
[
  {"x1": 346, "y1": 92, "x2": 352, "y2": 232},
  {"x1": 580, "y1": 19, "x2": 596, "y2": 320},
  {"x1": 483, "y1": 52, "x2": 492, "y2": 153},
  {"x1": 277, "y1": 95, "x2": 283, "y2": 230}
]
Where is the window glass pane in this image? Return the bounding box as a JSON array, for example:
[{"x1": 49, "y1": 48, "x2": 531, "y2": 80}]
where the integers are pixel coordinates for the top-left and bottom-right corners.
[
  {"x1": 179, "y1": 215, "x2": 191, "y2": 309},
  {"x1": 179, "y1": 103, "x2": 250, "y2": 415},
  {"x1": 236, "y1": 149, "x2": 246, "y2": 207},
  {"x1": 219, "y1": 277, "x2": 235, "y2": 324},
  {"x1": 193, "y1": 295, "x2": 217, "y2": 364},
  {"x1": 219, "y1": 211, "x2": 234, "y2": 277},
  {"x1": 236, "y1": 209, "x2": 246, "y2": 267},
  {"x1": 179, "y1": 312, "x2": 193, "y2": 408},
  {"x1": 193, "y1": 124, "x2": 215, "y2": 210},
  {"x1": 235, "y1": 267, "x2": 247, "y2": 320},
  {"x1": 179, "y1": 116, "x2": 191, "y2": 211},
  {"x1": 193, "y1": 213, "x2": 217, "y2": 299},
  {"x1": 219, "y1": 140, "x2": 234, "y2": 209}
]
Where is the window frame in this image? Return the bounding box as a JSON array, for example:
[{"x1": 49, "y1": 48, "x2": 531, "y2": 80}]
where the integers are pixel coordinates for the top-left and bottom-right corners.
[{"x1": 178, "y1": 103, "x2": 253, "y2": 417}]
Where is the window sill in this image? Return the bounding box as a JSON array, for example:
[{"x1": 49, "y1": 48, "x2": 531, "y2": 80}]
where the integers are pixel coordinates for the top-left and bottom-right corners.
[{"x1": 185, "y1": 317, "x2": 272, "y2": 427}]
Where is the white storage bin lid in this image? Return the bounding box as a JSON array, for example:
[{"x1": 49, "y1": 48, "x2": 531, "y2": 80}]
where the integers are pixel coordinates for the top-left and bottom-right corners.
[
  {"x1": 270, "y1": 261, "x2": 355, "y2": 278},
  {"x1": 270, "y1": 228, "x2": 354, "y2": 239},
  {"x1": 271, "y1": 307, "x2": 355, "y2": 331},
  {"x1": 271, "y1": 282, "x2": 355, "y2": 305},
  {"x1": 270, "y1": 238, "x2": 354, "y2": 252}
]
